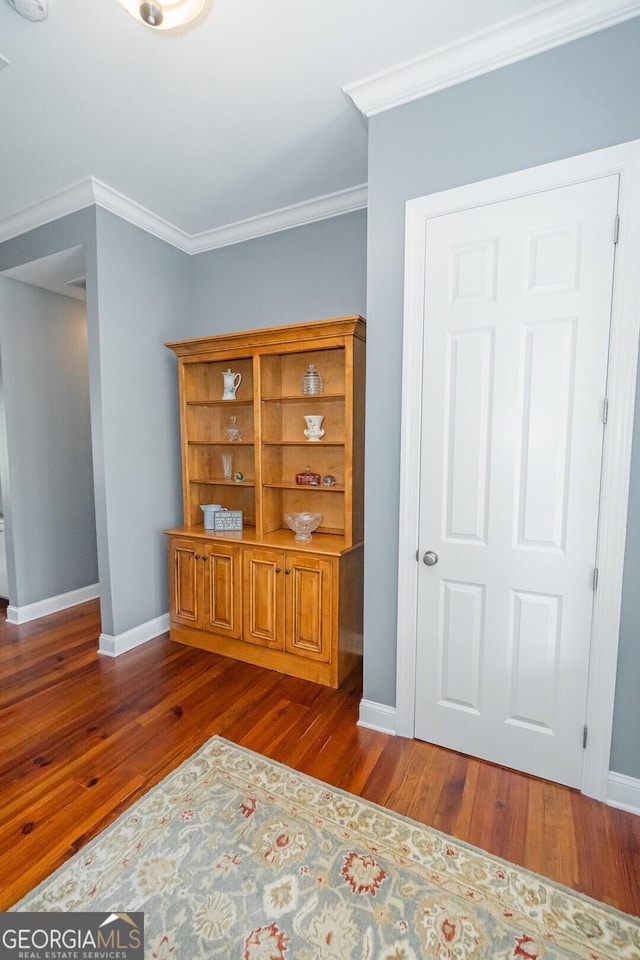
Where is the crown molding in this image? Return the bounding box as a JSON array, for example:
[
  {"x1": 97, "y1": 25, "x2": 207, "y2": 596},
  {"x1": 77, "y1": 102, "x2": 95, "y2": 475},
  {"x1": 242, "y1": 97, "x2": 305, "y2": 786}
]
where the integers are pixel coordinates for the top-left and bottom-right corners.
[
  {"x1": 188, "y1": 183, "x2": 368, "y2": 253},
  {"x1": 344, "y1": 0, "x2": 640, "y2": 117},
  {"x1": 0, "y1": 178, "x2": 368, "y2": 254},
  {"x1": 90, "y1": 178, "x2": 193, "y2": 252},
  {"x1": 0, "y1": 179, "x2": 97, "y2": 245}
]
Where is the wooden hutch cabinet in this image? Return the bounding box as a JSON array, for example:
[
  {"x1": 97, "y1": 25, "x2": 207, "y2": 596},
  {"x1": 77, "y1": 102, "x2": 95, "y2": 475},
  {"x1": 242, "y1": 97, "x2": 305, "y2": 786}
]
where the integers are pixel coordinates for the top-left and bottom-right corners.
[{"x1": 165, "y1": 315, "x2": 365, "y2": 687}]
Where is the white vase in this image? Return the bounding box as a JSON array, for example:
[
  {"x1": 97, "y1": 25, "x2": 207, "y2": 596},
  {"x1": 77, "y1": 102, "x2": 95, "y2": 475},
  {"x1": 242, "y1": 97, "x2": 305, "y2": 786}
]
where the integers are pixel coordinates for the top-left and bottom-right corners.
[
  {"x1": 221, "y1": 453, "x2": 234, "y2": 480},
  {"x1": 303, "y1": 415, "x2": 325, "y2": 442}
]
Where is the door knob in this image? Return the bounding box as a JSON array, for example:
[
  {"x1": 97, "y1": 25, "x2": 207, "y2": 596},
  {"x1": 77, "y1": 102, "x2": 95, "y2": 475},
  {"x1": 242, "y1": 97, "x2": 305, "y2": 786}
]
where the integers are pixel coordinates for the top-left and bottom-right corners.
[{"x1": 423, "y1": 551, "x2": 439, "y2": 566}]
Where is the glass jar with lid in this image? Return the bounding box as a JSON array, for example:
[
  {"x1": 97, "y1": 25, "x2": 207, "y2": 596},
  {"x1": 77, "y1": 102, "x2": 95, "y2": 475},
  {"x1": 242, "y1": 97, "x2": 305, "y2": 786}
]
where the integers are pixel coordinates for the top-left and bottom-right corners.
[{"x1": 302, "y1": 363, "x2": 323, "y2": 395}]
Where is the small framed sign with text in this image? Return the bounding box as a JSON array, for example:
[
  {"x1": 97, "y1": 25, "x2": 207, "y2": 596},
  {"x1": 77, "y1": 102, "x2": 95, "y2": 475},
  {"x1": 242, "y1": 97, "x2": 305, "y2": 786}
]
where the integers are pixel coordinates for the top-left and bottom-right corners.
[{"x1": 213, "y1": 510, "x2": 243, "y2": 532}]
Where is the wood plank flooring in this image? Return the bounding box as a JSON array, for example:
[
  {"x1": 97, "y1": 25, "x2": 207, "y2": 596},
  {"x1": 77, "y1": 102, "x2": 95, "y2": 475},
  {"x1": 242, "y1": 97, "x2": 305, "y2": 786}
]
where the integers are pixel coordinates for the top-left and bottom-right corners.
[{"x1": 0, "y1": 599, "x2": 638, "y2": 914}]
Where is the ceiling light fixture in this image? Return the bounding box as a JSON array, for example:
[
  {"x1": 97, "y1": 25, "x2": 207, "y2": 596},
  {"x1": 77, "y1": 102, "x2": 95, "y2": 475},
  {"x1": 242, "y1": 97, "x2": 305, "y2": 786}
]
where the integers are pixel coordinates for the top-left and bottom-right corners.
[
  {"x1": 6, "y1": 0, "x2": 48, "y2": 21},
  {"x1": 118, "y1": 0, "x2": 206, "y2": 30}
]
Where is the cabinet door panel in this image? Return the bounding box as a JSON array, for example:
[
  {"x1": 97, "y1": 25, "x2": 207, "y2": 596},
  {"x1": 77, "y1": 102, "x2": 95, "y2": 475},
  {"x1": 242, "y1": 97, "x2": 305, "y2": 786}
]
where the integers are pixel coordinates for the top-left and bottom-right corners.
[
  {"x1": 205, "y1": 544, "x2": 241, "y2": 638},
  {"x1": 243, "y1": 549, "x2": 285, "y2": 649},
  {"x1": 169, "y1": 538, "x2": 200, "y2": 626},
  {"x1": 285, "y1": 555, "x2": 333, "y2": 662}
]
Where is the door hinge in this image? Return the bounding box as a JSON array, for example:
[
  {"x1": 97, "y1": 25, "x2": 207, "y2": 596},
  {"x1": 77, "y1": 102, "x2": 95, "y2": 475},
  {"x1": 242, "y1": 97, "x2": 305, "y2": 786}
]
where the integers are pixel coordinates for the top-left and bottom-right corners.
[
  {"x1": 614, "y1": 214, "x2": 620, "y2": 244},
  {"x1": 603, "y1": 398, "x2": 609, "y2": 424},
  {"x1": 583, "y1": 724, "x2": 588, "y2": 749},
  {"x1": 593, "y1": 567, "x2": 599, "y2": 590}
]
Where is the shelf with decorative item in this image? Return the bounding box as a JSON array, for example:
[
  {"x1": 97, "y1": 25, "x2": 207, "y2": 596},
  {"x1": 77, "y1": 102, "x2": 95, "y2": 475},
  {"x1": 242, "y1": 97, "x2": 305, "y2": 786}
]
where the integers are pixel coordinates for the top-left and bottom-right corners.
[
  {"x1": 260, "y1": 348, "x2": 346, "y2": 399},
  {"x1": 262, "y1": 481, "x2": 344, "y2": 492},
  {"x1": 182, "y1": 358, "x2": 254, "y2": 404},
  {"x1": 261, "y1": 443, "x2": 343, "y2": 490},
  {"x1": 185, "y1": 405, "x2": 254, "y2": 444},
  {"x1": 186, "y1": 441, "x2": 254, "y2": 484},
  {"x1": 261, "y1": 396, "x2": 344, "y2": 443},
  {"x1": 261, "y1": 485, "x2": 345, "y2": 538},
  {"x1": 189, "y1": 477, "x2": 256, "y2": 487},
  {"x1": 187, "y1": 478, "x2": 256, "y2": 527},
  {"x1": 166, "y1": 523, "x2": 350, "y2": 556}
]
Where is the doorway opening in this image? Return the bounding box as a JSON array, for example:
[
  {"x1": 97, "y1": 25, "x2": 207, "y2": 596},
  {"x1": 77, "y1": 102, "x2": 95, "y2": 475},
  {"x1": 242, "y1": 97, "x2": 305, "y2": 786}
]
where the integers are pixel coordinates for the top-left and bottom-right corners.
[{"x1": 0, "y1": 246, "x2": 99, "y2": 621}]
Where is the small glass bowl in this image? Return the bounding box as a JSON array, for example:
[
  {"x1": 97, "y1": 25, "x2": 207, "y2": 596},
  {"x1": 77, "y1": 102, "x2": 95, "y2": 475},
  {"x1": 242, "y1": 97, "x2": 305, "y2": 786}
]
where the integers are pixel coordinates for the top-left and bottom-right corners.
[{"x1": 284, "y1": 512, "x2": 322, "y2": 541}]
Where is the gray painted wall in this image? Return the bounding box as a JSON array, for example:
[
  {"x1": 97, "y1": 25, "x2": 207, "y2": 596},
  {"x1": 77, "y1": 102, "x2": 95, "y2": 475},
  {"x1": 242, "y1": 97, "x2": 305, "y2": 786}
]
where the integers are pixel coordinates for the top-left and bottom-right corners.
[
  {"x1": 0, "y1": 278, "x2": 97, "y2": 605},
  {"x1": 191, "y1": 211, "x2": 367, "y2": 334},
  {"x1": 91, "y1": 208, "x2": 190, "y2": 636},
  {"x1": 0, "y1": 207, "x2": 190, "y2": 637},
  {"x1": 364, "y1": 18, "x2": 640, "y2": 777}
]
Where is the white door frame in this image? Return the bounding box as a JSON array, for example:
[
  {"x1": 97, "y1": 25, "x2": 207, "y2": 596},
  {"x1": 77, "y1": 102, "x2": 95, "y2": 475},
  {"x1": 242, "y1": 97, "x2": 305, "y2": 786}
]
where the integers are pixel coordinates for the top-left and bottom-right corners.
[{"x1": 396, "y1": 139, "x2": 640, "y2": 801}]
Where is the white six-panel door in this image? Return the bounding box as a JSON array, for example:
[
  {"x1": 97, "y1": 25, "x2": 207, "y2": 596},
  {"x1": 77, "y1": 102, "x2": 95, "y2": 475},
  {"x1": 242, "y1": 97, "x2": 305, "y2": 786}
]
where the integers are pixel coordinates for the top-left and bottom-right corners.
[{"x1": 414, "y1": 175, "x2": 619, "y2": 787}]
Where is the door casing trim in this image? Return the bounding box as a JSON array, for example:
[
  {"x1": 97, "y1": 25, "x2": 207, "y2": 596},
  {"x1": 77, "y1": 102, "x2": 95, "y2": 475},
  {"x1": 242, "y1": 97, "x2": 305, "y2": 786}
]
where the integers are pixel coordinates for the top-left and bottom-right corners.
[{"x1": 396, "y1": 139, "x2": 640, "y2": 800}]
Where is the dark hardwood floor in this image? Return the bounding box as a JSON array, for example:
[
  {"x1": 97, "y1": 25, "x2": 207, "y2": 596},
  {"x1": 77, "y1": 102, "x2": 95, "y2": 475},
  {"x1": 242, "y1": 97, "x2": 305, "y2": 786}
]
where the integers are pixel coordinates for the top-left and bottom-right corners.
[{"x1": 0, "y1": 599, "x2": 639, "y2": 915}]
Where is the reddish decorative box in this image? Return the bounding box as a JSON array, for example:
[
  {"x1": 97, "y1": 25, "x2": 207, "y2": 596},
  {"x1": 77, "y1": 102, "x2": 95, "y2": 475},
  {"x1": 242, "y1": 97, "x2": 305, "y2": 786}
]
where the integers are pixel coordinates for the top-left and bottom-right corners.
[{"x1": 296, "y1": 468, "x2": 321, "y2": 486}]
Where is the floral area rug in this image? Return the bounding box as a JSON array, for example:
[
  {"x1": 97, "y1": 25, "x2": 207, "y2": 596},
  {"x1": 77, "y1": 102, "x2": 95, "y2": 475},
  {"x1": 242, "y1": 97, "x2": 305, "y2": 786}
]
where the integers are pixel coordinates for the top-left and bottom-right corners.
[{"x1": 13, "y1": 736, "x2": 640, "y2": 959}]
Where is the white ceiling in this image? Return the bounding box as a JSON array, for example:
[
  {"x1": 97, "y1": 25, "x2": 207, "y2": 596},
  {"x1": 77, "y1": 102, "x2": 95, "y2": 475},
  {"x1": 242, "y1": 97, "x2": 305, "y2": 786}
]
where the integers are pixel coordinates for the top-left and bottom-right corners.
[{"x1": 0, "y1": 0, "x2": 638, "y2": 268}]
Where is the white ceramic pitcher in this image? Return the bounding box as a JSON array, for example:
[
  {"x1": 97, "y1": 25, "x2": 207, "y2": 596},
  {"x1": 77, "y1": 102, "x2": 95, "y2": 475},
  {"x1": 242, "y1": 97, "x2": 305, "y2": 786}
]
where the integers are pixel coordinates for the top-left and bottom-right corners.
[{"x1": 222, "y1": 369, "x2": 242, "y2": 400}]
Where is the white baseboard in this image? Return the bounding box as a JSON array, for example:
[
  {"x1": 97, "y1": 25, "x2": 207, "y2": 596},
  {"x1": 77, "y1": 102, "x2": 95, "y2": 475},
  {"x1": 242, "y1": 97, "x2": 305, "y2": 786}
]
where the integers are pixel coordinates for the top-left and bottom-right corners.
[
  {"x1": 99, "y1": 612, "x2": 170, "y2": 657},
  {"x1": 6, "y1": 583, "x2": 100, "y2": 624},
  {"x1": 607, "y1": 771, "x2": 640, "y2": 816},
  {"x1": 358, "y1": 699, "x2": 397, "y2": 735}
]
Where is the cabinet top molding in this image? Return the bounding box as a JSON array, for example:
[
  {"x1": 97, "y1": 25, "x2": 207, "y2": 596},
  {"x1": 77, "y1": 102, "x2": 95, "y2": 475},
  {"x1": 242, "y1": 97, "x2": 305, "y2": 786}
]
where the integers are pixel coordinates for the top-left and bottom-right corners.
[{"x1": 166, "y1": 315, "x2": 366, "y2": 358}]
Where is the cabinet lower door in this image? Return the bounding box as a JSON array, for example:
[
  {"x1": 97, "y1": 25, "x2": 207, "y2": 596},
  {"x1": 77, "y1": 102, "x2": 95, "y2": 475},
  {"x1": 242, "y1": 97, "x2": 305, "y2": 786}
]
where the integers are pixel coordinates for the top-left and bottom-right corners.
[
  {"x1": 168, "y1": 537, "x2": 201, "y2": 627},
  {"x1": 285, "y1": 554, "x2": 333, "y2": 662},
  {"x1": 203, "y1": 543, "x2": 242, "y2": 639},
  {"x1": 242, "y1": 548, "x2": 285, "y2": 649}
]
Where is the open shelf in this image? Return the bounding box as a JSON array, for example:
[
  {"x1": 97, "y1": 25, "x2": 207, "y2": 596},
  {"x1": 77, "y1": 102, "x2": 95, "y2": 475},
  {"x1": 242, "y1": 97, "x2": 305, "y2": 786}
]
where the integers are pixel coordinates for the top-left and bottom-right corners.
[
  {"x1": 190, "y1": 477, "x2": 256, "y2": 487},
  {"x1": 171, "y1": 319, "x2": 364, "y2": 546},
  {"x1": 186, "y1": 399, "x2": 254, "y2": 407},
  {"x1": 182, "y1": 357, "x2": 254, "y2": 404},
  {"x1": 261, "y1": 397, "x2": 345, "y2": 444},
  {"x1": 260, "y1": 348, "x2": 346, "y2": 398},
  {"x1": 261, "y1": 393, "x2": 345, "y2": 403},
  {"x1": 262, "y1": 481, "x2": 344, "y2": 492},
  {"x1": 187, "y1": 440, "x2": 255, "y2": 447}
]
